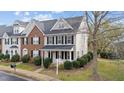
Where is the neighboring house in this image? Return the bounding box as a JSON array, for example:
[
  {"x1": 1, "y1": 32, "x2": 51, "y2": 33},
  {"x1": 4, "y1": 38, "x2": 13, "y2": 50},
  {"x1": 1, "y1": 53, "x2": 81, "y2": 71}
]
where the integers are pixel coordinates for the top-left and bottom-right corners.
[{"x1": 0, "y1": 16, "x2": 88, "y2": 63}]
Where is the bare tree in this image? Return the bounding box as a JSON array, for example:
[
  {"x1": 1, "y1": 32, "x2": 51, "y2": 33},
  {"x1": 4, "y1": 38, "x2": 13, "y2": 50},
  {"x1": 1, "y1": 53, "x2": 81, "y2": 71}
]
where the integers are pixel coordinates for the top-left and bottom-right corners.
[{"x1": 84, "y1": 11, "x2": 124, "y2": 80}]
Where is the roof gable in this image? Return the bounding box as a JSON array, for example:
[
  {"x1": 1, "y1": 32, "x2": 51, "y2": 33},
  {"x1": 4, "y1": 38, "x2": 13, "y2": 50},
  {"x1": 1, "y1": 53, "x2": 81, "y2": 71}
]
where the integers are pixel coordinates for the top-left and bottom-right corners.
[
  {"x1": 50, "y1": 18, "x2": 73, "y2": 31},
  {"x1": 3, "y1": 32, "x2": 9, "y2": 38},
  {"x1": 21, "y1": 21, "x2": 45, "y2": 36}
]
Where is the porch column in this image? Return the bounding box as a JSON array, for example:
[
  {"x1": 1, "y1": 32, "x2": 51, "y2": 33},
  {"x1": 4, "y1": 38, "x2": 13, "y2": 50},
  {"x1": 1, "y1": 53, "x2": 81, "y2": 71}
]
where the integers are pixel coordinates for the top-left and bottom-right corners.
[{"x1": 69, "y1": 51, "x2": 71, "y2": 61}]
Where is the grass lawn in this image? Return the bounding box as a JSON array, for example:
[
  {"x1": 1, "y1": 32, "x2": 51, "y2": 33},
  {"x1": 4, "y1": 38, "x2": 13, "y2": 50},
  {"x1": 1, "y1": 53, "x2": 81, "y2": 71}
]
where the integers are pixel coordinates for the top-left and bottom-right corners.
[
  {"x1": 0, "y1": 61, "x2": 40, "y2": 71},
  {"x1": 40, "y1": 58, "x2": 124, "y2": 81},
  {"x1": 0, "y1": 61, "x2": 13, "y2": 66},
  {"x1": 16, "y1": 63, "x2": 40, "y2": 71}
]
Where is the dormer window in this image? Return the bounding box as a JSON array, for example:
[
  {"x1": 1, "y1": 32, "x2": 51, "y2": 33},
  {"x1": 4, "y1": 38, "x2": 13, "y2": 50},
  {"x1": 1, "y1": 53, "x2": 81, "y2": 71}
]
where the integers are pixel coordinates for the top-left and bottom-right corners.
[{"x1": 58, "y1": 23, "x2": 64, "y2": 28}]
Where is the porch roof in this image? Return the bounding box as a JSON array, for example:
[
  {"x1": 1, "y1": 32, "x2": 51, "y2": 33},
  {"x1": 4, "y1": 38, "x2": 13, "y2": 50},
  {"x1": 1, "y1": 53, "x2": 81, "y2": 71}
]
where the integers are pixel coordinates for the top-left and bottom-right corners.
[
  {"x1": 42, "y1": 45, "x2": 74, "y2": 51},
  {"x1": 10, "y1": 45, "x2": 18, "y2": 48}
]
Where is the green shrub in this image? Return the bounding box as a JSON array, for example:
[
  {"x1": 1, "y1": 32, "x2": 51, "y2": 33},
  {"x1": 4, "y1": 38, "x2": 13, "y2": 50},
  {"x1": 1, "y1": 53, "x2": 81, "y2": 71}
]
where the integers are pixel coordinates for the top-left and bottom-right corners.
[
  {"x1": 34, "y1": 56, "x2": 41, "y2": 66},
  {"x1": 88, "y1": 51, "x2": 93, "y2": 60},
  {"x1": 11, "y1": 54, "x2": 20, "y2": 62},
  {"x1": 43, "y1": 58, "x2": 52, "y2": 69},
  {"x1": 0, "y1": 53, "x2": 4, "y2": 60},
  {"x1": 64, "y1": 61, "x2": 73, "y2": 70},
  {"x1": 81, "y1": 55, "x2": 88, "y2": 63},
  {"x1": 72, "y1": 61, "x2": 80, "y2": 68},
  {"x1": 100, "y1": 51, "x2": 114, "y2": 59},
  {"x1": 80, "y1": 58, "x2": 87, "y2": 67},
  {"x1": 21, "y1": 54, "x2": 30, "y2": 63},
  {"x1": 84, "y1": 54, "x2": 91, "y2": 62},
  {"x1": 4, "y1": 54, "x2": 10, "y2": 60}
]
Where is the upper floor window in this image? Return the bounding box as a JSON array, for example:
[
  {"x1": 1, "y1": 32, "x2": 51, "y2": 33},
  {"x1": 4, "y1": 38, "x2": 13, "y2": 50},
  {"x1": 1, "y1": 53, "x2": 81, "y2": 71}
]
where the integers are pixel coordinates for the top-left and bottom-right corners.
[
  {"x1": 67, "y1": 35, "x2": 74, "y2": 44},
  {"x1": 11, "y1": 38, "x2": 18, "y2": 44},
  {"x1": 5, "y1": 38, "x2": 9, "y2": 45},
  {"x1": 47, "y1": 36, "x2": 53, "y2": 45},
  {"x1": 22, "y1": 38, "x2": 28, "y2": 45},
  {"x1": 31, "y1": 37, "x2": 40, "y2": 45},
  {"x1": 58, "y1": 36, "x2": 62, "y2": 44}
]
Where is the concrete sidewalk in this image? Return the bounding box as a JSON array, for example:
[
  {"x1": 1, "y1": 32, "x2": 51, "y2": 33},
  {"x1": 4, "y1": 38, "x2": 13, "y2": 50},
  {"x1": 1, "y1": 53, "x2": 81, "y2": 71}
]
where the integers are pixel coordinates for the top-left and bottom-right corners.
[{"x1": 0, "y1": 66, "x2": 59, "y2": 81}]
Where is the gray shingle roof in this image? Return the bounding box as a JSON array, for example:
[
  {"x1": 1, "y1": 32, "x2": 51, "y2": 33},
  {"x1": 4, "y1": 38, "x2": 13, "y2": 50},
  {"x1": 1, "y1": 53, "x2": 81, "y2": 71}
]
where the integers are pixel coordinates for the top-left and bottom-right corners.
[
  {"x1": 0, "y1": 16, "x2": 83, "y2": 37},
  {"x1": 42, "y1": 45, "x2": 74, "y2": 50},
  {"x1": 40, "y1": 16, "x2": 83, "y2": 34},
  {"x1": 0, "y1": 25, "x2": 13, "y2": 37}
]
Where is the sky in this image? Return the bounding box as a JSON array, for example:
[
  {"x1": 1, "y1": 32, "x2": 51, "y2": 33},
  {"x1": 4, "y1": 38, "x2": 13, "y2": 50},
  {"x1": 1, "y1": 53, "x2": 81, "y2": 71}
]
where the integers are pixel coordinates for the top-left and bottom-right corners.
[{"x1": 0, "y1": 11, "x2": 83, "y2": 25}]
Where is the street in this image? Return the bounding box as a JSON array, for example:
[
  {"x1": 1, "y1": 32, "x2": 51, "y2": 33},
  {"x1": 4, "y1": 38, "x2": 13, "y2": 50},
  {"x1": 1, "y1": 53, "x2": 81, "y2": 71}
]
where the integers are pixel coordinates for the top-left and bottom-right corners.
[{"x1": 0, "y1": 71, "x2": 27, "y2": 81}]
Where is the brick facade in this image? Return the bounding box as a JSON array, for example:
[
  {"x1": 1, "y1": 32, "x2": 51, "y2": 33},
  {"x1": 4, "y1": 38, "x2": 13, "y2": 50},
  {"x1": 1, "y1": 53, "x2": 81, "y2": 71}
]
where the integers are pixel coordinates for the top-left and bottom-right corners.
[{"x1": 21, "y1": 26, "x2": 44, "y2": 58}]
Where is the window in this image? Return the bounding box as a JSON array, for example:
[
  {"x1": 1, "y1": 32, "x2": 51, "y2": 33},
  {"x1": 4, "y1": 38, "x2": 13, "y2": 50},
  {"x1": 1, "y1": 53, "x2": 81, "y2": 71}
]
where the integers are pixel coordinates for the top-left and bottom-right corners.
[
  {"x1": 49, "y1": 36, "x2": 53, "y2": 44},
  {"x1": 67, "y1": 35, "x2": 72, "y2": 44},
  {"x1": 15, "y1": 50, "x2": 17, "y2": 54},
  {"x1": 58, "y1": 23, "x2": 64, "y2": 28},
  {"x1": 58, "y1": 36, "x2": 62, "y2": 44},
  {"x1": 32, "y1": 37, "x2": 39, "y2": 45},
  {"x1": 11, "y1": 50, "x2": 13, "y2": 56},
  {"x1": 33, "y1": 50, "x2": 39, "y2": 57},
  {"x1": 22, "y1": 38, "x2": 28, "y2": 45},
  {"x1": 6, "y1": 50, "x2": 8, "y2": 54},
  {"x1": 11, "y1": 38, "x2": 18, "y2": 44},
  {"x1": 5, "y1": 38, "x2": 9, "y2": 44}
]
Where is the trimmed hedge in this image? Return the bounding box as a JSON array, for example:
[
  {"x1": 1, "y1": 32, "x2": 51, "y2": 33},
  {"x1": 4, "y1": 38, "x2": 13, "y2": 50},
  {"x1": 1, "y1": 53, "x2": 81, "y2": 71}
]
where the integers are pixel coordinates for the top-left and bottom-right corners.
[
  {"x1": 11, "y1": 54, "x2": 20, "y2": 62},
  {"x1": 100, "y1": 51, "x2": 114, "y2": 59},
  {"x1": 64, "y1": 61, "x2": 73, "y2": 70},
  {"x1": 43, "y1": 58, "x2": 52, "y2": 69},
  {"x1": 21, "y1": 54, "x2": 30, "y2": 63},
  {"x1": 4, "y1": 54, "x2": 10, "y2": 61},
  {"x1": 72, "y1": 61, "x2": 80, "y2": 68},
  {"x1": 34, "y1": 56, "x2": 41, "y2": 66},
  {"x1": 63, "y1": 51, "x2": 93, "y2": 70},
  {"x1": 87, "y1": 51, "x2": 93, "y2": 60},
  {"x1": 0, "y1": 53, "x2": 4, "y2": 60}
]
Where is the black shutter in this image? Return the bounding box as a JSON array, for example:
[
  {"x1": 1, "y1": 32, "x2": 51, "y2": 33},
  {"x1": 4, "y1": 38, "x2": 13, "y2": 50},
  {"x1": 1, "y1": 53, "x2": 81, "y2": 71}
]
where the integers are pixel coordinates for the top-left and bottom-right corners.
[
  {"x1": 26, "y1": 38, "x2": 28, "y2": 44},
  {"x1": 39, "y1": 50, "x2": 41, "y2": 56},
  {"x1": 47, "y1": 37, "x2": 49, "y2": 44},
  {"x1": 39, "y1": 37, "x2": 40, "y2": 44},
  {"x1": 17, "y1": 38, "x2": 18, "y2": 44},
  {"x1": 56, "y1": 36, "x2": 58, "y2": 44},
  {"x1": 8, "y1": 39, "x2": 9, "y2": 44},
  {"x1": 11, "y1": 38, "x2": 12, "y2": 44},
  {"x1": 0, "y1": 39, "x2": 1, "y2": 45},
  {"x1": 31, "y1": 50, "x2": 33, "y2": 57},
  {"x1": 72, "y1": 35, "x2": 74, "y2": 44},
  {"x1": 31, "y1": 37, "x2": 33, "y2": 44},
  {"x1": 5, "y1": 39, "x2": 6, "y2": 44},
  {"x1": 62, "y1": 36, "x2": 63, "y2": 44},
  {"x1": 65, "y1": 36, "x2": 67, "y2": 44},
  {"x1": 52, "y1": 37, "x2": 54, "y2": 44}
]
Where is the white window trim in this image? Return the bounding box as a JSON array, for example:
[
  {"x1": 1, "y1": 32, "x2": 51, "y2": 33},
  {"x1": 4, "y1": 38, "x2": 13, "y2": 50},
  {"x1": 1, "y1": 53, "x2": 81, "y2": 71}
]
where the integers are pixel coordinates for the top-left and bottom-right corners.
[
  {"x1": 33, "y1": 37, "x2": 39, "y2": 45},
  {"x1": 33, "y1": 50, "x2": 39, "y2": 57}
]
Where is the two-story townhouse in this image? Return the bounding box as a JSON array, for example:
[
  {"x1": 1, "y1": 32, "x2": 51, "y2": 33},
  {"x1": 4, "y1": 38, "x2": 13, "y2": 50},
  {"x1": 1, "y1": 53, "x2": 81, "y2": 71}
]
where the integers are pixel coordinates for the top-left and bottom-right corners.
[
  {"x1": 41, "y1": 16, "x2": 88, "y2": 63},
  {"x1": 0, "y1": 20, "x2": 28, "y2": 58},
  {"x1": 20, "y1": 20, "x2": 45, "y2": 58},
  {"x1": 0, "y1": 16, "x2": 88, "y2": 64}
]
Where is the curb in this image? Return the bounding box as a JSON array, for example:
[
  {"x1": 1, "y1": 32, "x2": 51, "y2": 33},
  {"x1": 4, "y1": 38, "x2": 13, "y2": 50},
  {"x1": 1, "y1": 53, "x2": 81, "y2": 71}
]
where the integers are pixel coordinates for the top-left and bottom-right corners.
[{"x1": 0, "y1": 66, "x2": 59, "y2": 81}]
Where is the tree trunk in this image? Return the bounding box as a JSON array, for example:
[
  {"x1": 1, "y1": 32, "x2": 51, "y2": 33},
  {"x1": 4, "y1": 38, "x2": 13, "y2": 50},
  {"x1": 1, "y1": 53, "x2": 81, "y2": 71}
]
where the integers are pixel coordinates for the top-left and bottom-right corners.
[{"x1": 92, "y1": 34, "x2": 100, "y2": 80}]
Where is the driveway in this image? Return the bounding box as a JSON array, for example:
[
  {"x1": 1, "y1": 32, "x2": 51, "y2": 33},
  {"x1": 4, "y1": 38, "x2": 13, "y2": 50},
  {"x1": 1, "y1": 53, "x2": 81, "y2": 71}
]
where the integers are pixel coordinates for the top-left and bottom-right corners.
[{"x1": 0, "y1": 71, "x2": 27, "y2": 81}]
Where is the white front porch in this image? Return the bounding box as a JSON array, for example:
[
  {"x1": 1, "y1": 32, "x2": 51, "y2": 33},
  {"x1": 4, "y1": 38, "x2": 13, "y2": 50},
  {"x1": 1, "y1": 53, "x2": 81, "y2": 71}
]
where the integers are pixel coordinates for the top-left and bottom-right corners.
[{"x1": 44, "y1": 51, "x2": 75, "y2": 63}]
